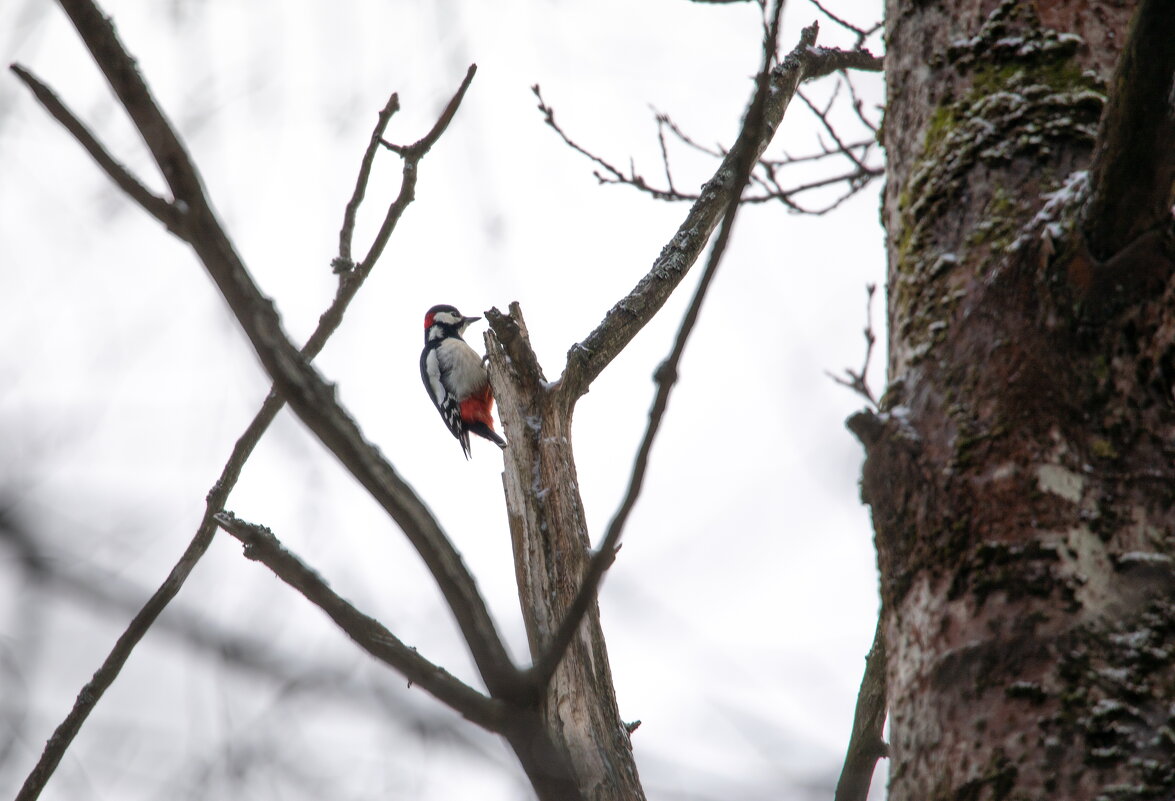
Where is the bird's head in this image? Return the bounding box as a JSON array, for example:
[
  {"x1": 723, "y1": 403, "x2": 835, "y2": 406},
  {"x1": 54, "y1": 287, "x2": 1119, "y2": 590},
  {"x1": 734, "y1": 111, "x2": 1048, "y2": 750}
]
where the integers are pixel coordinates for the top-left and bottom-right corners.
[{"x1": 424, "y1": 304, "x2": 480, "y2": 341}]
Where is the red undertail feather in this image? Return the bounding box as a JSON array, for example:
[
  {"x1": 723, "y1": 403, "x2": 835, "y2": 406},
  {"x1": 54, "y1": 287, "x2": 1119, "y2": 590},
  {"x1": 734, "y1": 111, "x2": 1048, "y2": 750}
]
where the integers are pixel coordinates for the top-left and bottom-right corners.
[
  {"x1": 460, "y1": 384, "x2": 506, "y2": 451},
  {"x1": 459, "y1": 384, "x2": 496, "y2": 429}
]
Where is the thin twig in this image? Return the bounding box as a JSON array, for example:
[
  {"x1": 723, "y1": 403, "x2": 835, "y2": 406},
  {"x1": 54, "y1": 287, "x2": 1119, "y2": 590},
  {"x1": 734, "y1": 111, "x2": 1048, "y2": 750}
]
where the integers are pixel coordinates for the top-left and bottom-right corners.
[
  {"x1": 9, "y1": 64, "x2": 183, "y2": 233},
  {"x1": 213, "y1": 512, "x2": 507, "y2": 732},
  {"x1": 762, "y1": 164, "x2": 883, "y2": 211},
  {"x1": 560, "y1": 23, "x2": 882, "y2": 399},
  {"x1": 798, "y1": 88, "x2": 871, "y2": 174},
  {"x1": 531, "y1": 0, "x2": 787, "y2": 691},
  {"x1": 367, "y1": 64, "x2": 477, "y2": 272},
  {"x1": 336, "y1": 93, "x2": 400, "y2": 272},
  {"x1": 655, "y1": 110, "x2": 725, "y2": 158},
  {"x1": 763, "y1": 137, "x2": 876, "y2": 168},
  {"x1": 808, "y1": 0, "x2": 883, "y2": 48},
  {"x1": 843, "y1": 72, "x2": 881, "y2": 134},
  {"x1": 534, "y1": 85, "x2": 691, "y2": 202},
  {"x1": 827, "y1": 283, "x2": 879, "y2": 406},
  {"x1": 533, "y1": 85, "x2": 626, "y2": 186},
  {"x1": 656, "y1": 114, "x2": 678, "y2": 195},
  {"x1": 659, "y1": 99, "x2": 878, "y2": 192},
  {"x1": 378, "y1": 64, "x2": 476, "y2": 162},
  {"x1": 533, "y1": 37, "x2": 882, "y2": 216}
]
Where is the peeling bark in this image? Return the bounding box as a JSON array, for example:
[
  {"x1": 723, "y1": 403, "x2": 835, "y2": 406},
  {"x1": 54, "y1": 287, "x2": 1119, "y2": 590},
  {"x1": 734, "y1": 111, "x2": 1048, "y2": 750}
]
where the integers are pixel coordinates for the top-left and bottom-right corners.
[
  {"x1": 871, "y1": 0, "x2": 1175, "y2": 798},
  {"x1": 486, "y1": 305, "x2": 643, "y2": 801}
]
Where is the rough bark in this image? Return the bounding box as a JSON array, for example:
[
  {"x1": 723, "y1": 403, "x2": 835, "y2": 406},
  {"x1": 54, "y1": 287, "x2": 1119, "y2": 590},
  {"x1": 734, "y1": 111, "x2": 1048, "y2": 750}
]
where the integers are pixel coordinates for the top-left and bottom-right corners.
[
  {"x1": 866, "y1": 0, "x2": 1175, "y2": 799},
  {"x1": 485, "y1": 305, "x2": 644, "y2": 801}
]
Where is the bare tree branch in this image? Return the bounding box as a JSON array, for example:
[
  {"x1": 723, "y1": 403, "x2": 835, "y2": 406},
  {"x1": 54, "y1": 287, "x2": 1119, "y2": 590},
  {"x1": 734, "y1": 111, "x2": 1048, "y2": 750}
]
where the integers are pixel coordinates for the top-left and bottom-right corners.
[
  {"x1": 52, "y1": 0, "x2": 210, "y2": 229},
  {"x1": 13, "y1": 12, "x2": 478, "y2": 801},
  {"x1": 834, "y1": 617, "x2": 888, "y2": 801},
  {"x1": 827, "y1": 283, "x2": 879, "y2": 407},
  {"x1": 530, "y1": 0, "x2": 787, "y2": 691},
  {"x1": 842, "y1": 71, "x2": 881, "y2": 134},
  {"x1": 533, "y1": 85, "x2": 683, "y2": 202},
  {"x1": 797, "y1": 88, "x2": 871, "y2": 174},
  {"x1": 213, "y1": 511, "x2": 508, "y2": 732},
  {"x1": 8, "y1": 64, "x2": 183, "y2": 233},
  {"x1": 538, "y1": 87, "x2": 881, "y2": 211},
  {"x1": 36, "y1": 0, "x2": 520, "y2": 703},
  {"x1": 559, "y1": 22, "x2": 882, "y2": 400},
  {"x1": 808, "y1": 0, "x2": 882, "y2": 49},
  {"x1": 765, "y1": 138, "x2": 877, "y2": 168},
  {"x1": 335, "y1": 93, "x2": 401, "y2": 272},
  {"x1": 1081, "y1": 0, "x2": 1175, "y2": 263},
  {"x1": 760, "y1": 162, "x2": 882, "y2": 214},
  {"x1": 314, "y1": 68, "x2": 478, "y2": 365},
  {"x1": 19, "y1": 544, "x2": 500, "y2": 762},
  {"x1": 656, "y1": 112, "x2": 679, "y2": 195},
  {"x1": 378, "y1": 65, "x2": 477, "y2": 160},
  {"x1": 655, "y1": 110, "x2": 725, "y2": 159}
]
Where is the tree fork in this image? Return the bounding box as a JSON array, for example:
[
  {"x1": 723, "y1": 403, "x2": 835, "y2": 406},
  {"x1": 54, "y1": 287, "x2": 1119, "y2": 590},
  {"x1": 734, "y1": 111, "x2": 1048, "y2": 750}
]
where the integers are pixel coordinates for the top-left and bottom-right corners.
[{"x1": 485, "y1": 303, "x2": 644, "y2": 801}]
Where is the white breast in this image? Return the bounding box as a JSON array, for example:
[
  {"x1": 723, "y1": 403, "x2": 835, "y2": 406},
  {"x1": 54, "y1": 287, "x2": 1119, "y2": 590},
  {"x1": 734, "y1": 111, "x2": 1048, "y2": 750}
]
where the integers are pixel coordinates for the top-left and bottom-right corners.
[{"x1": 435, "y1": 337, "x2": 487, "y2": 399}]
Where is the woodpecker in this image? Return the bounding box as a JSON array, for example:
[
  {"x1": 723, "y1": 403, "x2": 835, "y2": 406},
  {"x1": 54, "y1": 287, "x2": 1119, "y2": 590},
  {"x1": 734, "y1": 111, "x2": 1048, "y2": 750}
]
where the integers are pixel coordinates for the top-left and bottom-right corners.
[{"x1": 420, "y1": 304, "x2": 507, "y2": 458}]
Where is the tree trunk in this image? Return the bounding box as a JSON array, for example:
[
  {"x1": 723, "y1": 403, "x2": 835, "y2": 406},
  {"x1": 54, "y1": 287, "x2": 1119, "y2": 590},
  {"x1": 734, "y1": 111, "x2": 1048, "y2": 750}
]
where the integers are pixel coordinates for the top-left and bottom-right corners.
[
  {"x1": 867, "y1": 0, "x2": 1175, "y2": 798},
  {"x1": 485, "y1": 305, "x2": 645, "y2": 801}
]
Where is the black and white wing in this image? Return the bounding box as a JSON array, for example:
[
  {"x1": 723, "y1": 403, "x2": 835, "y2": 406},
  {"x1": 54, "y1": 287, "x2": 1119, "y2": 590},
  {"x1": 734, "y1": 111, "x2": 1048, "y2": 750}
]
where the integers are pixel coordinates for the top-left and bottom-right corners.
[{"x1": 421, "y1": 343, "x2": 471, "y2": 457}]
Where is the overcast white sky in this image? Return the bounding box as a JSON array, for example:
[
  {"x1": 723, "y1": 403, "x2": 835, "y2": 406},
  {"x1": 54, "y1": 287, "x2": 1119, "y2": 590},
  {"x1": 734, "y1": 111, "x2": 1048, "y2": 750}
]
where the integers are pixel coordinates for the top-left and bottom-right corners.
[{"x1": 1, "y1": 1, "x2": 888, "y2": 799}]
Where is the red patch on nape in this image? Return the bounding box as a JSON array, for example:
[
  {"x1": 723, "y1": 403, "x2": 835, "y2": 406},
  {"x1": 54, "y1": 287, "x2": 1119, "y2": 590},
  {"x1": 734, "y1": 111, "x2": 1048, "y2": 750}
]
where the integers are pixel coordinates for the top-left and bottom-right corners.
[{"x1": 424, "y1": 311, "x2": 436, "y2": 329}]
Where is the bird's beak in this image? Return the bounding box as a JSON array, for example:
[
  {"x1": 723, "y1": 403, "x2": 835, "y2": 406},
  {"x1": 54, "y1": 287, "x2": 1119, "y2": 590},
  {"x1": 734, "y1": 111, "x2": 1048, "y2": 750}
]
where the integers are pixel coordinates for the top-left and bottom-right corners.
[{"x1": 464, "y1": 315, "x2": 482, "y2": 325}]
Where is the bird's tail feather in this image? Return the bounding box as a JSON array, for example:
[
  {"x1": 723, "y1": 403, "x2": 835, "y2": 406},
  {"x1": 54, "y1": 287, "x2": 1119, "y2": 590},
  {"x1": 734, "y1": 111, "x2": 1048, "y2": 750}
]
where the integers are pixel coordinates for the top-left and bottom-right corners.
[{"x1": 467, "y1": 422, "x2": 507, "y2": 450}]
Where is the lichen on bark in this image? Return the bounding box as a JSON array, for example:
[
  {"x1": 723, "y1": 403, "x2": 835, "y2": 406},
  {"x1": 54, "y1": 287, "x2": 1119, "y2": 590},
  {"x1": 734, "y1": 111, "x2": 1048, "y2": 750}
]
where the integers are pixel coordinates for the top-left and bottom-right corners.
[{"x1": 868, "y1": 0, "x2": 1175, "y2": 799}]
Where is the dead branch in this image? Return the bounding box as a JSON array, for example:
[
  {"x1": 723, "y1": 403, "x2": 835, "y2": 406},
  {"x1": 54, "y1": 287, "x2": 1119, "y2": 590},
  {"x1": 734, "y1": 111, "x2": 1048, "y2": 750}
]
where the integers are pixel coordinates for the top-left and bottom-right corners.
[
  {"x1": 531, "y1": 0, "x2": 784, "y2": 692},
  {"x1": 213, "y1": 512, "x2": 507, "y2": 731}
]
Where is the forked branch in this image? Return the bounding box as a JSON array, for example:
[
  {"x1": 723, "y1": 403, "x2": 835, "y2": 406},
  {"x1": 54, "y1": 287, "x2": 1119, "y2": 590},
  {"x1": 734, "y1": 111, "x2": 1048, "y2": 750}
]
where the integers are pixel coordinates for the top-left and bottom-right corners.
[
  {"x1": 559, "y1": 22, "x2": 882, "y2": 400},
  {"x1": 9, "y1": 64, "x2": 183, "y2": 233},
  {"x1": 29, "y1": 0, "x2": 519, "y2": 703},
  {"x1": 532, "y1": 0, "x2": 786, "y2": 690},
  {"x1": 12, "y1": 5, "x2": 490, "y2": 799},
  {"x1": 214, "y1": 512, "x2": 507, "y2": 732},
  {"x1": 534, "y1": 80, "x2": 882, "y2": 213}
]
